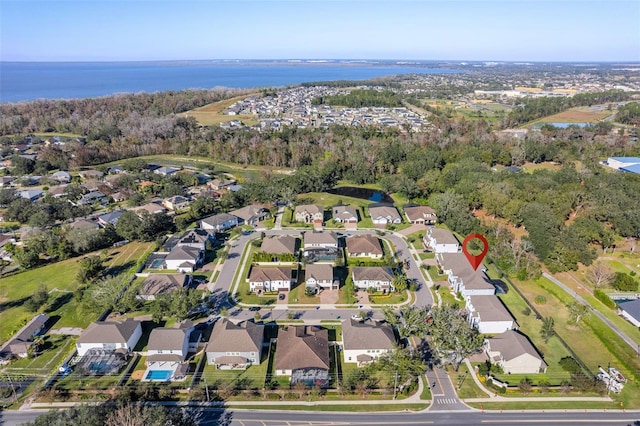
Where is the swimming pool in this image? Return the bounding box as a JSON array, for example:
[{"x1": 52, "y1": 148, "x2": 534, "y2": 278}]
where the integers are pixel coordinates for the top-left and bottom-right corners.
[
  {"x1": 145, "y1": 370, "x2": 172, "y2": 381},
  {"x1": 149, "y1": 258, "x2": 164, "y2": 269}
]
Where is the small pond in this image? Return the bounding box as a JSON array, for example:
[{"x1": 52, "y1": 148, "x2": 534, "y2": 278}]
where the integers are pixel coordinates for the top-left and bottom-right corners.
[{"x1": 327, "y1": 186, "x2": 394, "y2": 204}]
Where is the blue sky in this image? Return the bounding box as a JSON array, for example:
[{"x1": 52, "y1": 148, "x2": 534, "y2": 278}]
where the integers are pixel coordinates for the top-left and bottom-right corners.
[{"x1": 1, "y1": 0, "x2": 639, "y2": 62}]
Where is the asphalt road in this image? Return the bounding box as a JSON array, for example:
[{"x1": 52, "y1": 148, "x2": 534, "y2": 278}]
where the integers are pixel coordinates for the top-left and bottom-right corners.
[{"x1": 4, "y1": 407, "x2": 639, "y2": 426}]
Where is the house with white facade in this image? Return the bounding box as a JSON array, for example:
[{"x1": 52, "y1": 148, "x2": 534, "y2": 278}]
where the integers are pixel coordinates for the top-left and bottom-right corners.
[
  {"x1": 466, "y1": 295, "x2": 517, "y2": 334},
  {"x1": 230, "y1": 204, "x2": 270, "y2": 226},
  {"x1": 346, "y1": 234, "x2": 383, "y2": 258},
  {"x1": 76, "y1": 319, "x2": 142, "y2": 356},
  {"x1": 437, "y1": 252, "x2": 495, "y2": 297},
  {"x1": 332, "y1": 205, "x2": 358, "y2": 227},
  {"x1": 164, "y1": 245, "x2": 204, "y2": 272},
  {"x1": 0, "y1": 314, "x2": 49, "y2": 363},
  {"x1": 618, "y1": 299, "x2": 640, "y2": 327},
  {"x1": 144, "y1": 325, "x2": 193, "y2": 381},
  {"x1": 206, "y1": 319, "x2": 265, "y2": 369},
  {"x1": 200, "y1": 213, "x2": 238, "y2": 232},
  {"x1": 424, "y1": 227, "x2": 460, "y2": 253},
  {"x1": 368, "y1": 204, "x2": 402, "y2": 225},
  {"x1": 176, "y1": 229, "x2": 211, "y2": 251},
  {"x1": 163, "y1": 195, "x2": 191, "y2": 211},
  {"x1": 341, "y1": 319, "x2": 396, "y2": 366},
  {"x1": 303, "y1": 231, "x2": 338, "y2": 250},
  {"x1": 485, "y1": 330, "x2": 547, "y2": 374},
  {"x1": 351, "y1": 266, "x2": 394, "y2": 292},
  {"x1": 248, "y1": 266, "x2": 293, "y2": 292},
  {"x1": 305, "y1": 264, "x2": 337, "y2": 292}
]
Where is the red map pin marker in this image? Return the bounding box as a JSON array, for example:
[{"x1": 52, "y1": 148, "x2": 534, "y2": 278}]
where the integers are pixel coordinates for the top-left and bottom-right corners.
[{"x1": 462, "y1": 233, "x2": 489, "y2": 271}]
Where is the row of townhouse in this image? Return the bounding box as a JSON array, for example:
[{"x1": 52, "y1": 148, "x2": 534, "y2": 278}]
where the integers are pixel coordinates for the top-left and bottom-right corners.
[
  {"x1": 427, "y1": 227, "x2": 547, "y2": 375},
  {"x1": 292, "y1": 203, "x2": 437, "y2": 228},
  {"x1": 73, "y1": 316, "x2": 398, "y2": 386}
]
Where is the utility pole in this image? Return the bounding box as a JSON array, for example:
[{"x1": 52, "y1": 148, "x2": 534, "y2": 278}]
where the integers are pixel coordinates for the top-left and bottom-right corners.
[
  {"x1": 204, "y1": 378, "x2": 210, "y2": 402},
  {"x1": 393, "y1": 371, "x2": 398, "y2": 400}
]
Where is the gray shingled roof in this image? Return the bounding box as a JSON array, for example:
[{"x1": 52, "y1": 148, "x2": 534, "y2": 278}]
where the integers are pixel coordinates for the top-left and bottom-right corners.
[
  {"x1": 140, "y1": 274, "x2": 189, "y2": 296},
  {"x1": 275, "y1": 326, "x2": 329, "y2": 371},
  {"x1": 488, "y1": 330, "x2": 546, "y2": 365},
  {"x1": 342, "y1": 319, "x2": 396, "y2": 351},
  {"x1": 304, "y1": 231, "x2": 338, "y2": 246},
  {"x1": 147, "y1": 327, "x2": 188, "y2": 351},
  {"x1": 206, "y1": 319, "x2": 264, "y2": 353},
  {"x1": 619, "y1": 298, "x2": 640, "y2": 321},
  {"x1": 77, "y1": 319, "x2": 140, "y2": 344},
  {"x1": 260, "y1": 235, "x2": 297, "y2": 255},
  {"x1": 428, "y1": 228, "x2": 459, "y2": 245},
  {"x1": 305, "y1": 264, "x2": 333, "y2": 282},
  {"x1": 468, "y1": 295, "x2": 515, "y2": 322},
  {"x1": 352, "y1": 266, "x2": 394, "y2": 282}
]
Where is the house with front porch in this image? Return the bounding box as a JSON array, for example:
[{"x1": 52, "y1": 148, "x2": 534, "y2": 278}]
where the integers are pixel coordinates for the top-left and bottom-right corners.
[
  {"x1": 206, "y1": 319, "x2": 265, "y2": 369},
  {"x1": 485, "y1": 330, "x2": 547, "y2": 374},
  {"x1": 294, "y1": 204, "x2": 324, "y2": 223},
  {"x1": 351, "y1": 266, "x2": 394, "y2": 292},
  {"x1": 341, "y1": 318, "x2": 396, "y2": 366},
  {"x1": 368, "y1": 204, "x2": 402, "y2": 225},
  {"x1": 404, "y1": 205, "x2": 437, "y2": 225},
  {"x1": 248, "y1": 266, "x2": 293, "y2": 292},
  {"x1": 332, "y1": 205, "x2": 358, "y2": 227},
  {"x1": 305, "y1": 264, "x2": 337, "y2": 292}
]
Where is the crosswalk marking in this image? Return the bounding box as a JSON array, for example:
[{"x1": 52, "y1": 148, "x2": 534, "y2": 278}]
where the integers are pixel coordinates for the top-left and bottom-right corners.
[{"x1": 436, "y1": 398, "x2": 459, "y2": 404}]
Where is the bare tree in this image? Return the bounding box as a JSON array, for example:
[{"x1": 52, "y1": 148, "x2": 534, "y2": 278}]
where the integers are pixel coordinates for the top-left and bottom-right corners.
[{"x1": 586, "y1": 261, "x2": 614, "y2": 289}]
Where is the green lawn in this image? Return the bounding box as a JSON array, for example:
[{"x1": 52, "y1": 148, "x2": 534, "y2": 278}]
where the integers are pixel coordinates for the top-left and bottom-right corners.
[
  {"x1": 3, "y1": 335, "x2": 75, "y2": 376},
  {"x1": 0, "y1": 242, "x2": 154, "y2": 342},
  {"x1": 288, "y1": 282, "x2": 320, "y2": 305}
]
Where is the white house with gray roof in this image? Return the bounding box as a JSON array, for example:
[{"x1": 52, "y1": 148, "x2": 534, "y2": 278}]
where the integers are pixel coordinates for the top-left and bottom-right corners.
[
  {"x1": 368, "y1": 204, "x2": 402, "y2": 225},
  {"x1": 424, "y1": 227, "x2": 460, "y2": 253},
  {"x1": 144, "y1": 325, "x2": 192, "y2": 381},
  {"x1": 351, "y1": 266, "x2": 394, "y2": 292},
  {"x1": 618, "y1": 299, "x2": 640, "y2": 327},
  {"x1": 199, "y1": 213, "x2": 238, "y2": 232},
  {"x1": 76, "y1": 319, "x2": 142, "y2": 356},
  {"x1": 485, "y1": 330, "x2": 547, "y2": 374},
  {"x1": 466, "y1": 295, "x2": 516, "y2": 334},
  {"x1": 341, "y1": 319, "x2": 396, "y2": 366},
  {"x1": 206, "y1": 319, "x2": 265, "y2": 369},
  {"x1": 305, "y1": 264, "x2": 337, "y2": 292}
]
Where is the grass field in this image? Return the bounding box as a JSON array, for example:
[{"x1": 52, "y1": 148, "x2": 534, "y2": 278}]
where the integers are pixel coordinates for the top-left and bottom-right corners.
[
  {"x1": 179, "y1": 93, "x2": 260, "y2": 126},
  {"x1": 531, "y1": 107, "x2": 612, "y2": 125},
  {"x1": 0, "y1": 242, "x2": 154, "y2": 343}
]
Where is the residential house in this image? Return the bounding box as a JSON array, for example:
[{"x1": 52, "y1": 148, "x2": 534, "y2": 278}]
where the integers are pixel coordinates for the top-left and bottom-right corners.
[
  {"x1": 368, "y1": 204, "x2": 402, "y2": 225},
  {"x1": 76, "y1": 191, "x2": 107, "y2": 206},
  {"x1": 209, "y1": 178, "x2": 237, "y2": 191},
  {"x1": 341, "y1": 319, "x2": 396, "y2": 366},
  {"x1": 50, "y1": 170, "x2": 71, "y2": 184},
  {"x1": 138, "y1": 274, "x2": 192, "y2": 301},
  {"x1": 305, "y1": 264, "x2": 337, "y2": 292},
  {"x1": 606, "y1": 157, "x2": 640, "y2": 171},
  {"x1": 163, "y1": 195, "x2": 190, "y2": 211},
  {"x1": 230, "y1": 204, "x2": 270, "y2": 226},
  {"x1": 424, "y1": 228, "x2": 460, "y2": 253},
  {"x1": 18, "y1": 189, "x2": 43, "y2": 201},
  {"x1": 78, "y1": 169, "x2": 104, "y2": 180},
  {"x1": 346, "y1": 234, "x2": 383, "y2": 258},
  {"x1": 260, "y1": 235, "x2": 298, "y2": 257},
  {"x1": 404, "y1": 205, "x2": 437, "y2": 225},
  {"x1": 466, "y1": 295, "x2": 517, "y2": 334},
  {"x1": 176, "y1": 229, "x2": 211, "y2": 251},
  {"x1": 206, "y1": 319, "x2": 265, "y2": 369},
  {"x1": 275, "y1": 326, "x2": 330, "y2": 387},
  {"x1": 294, "y1": 204, "x2": 324, "y2": 223},
  {"x1": 351, "y1": 266, "x2": 394, "y2": 292},
  {"x1": 485, "y1": 330, "x2": 547, "y2": 374},
  {"x1": 107, "y1": 165, "x2": 124, "y2": 174},
  {"x1": 111, "y1": 191, "x2": 127, "y2": 203},
  {"x1": 303, "y1": 231, "x2": 338, "y2": 250},
  {"x1": 437, "y1": 252, "x2": 495, "y2": 297},
  {"x1": 68, "y1": 219, "x2": 100, "y2": 231},
  {"x1": 0, "y1": 176, "x2": 16, "y2": 187},
  {"x1": 130, "y1": 202, "x2": 167, "y2": 215},
  {"x1": 76, "y1": 319, "x2": 142, "y2": 356},
  {"x1": 332, "y1": 205, "x2": 358, "y2": 228},
  {"x1": 97, "y1": 210, "x2": 124, "y2": 227},
  {"x1": 144, "y1": 325, "x2": 192, "y2": 381},
  {"x1": 153, "y1": 166, "x2": 180, "y2": 176},
  {"x1": 618, "y1": 299, "x2": 640, "y2": 327},
  {"x1": 0, "y1": 314, "x2": 49, "y2": 363},
  {"x1": 164, "y1": 245, "x2": 204, "y2": 273},
  {"x1": 248, "y1": 266, "x2": 293, "y2": 292},
  {"x1": 46, "y1": 185, "x2": 68, "y2": 199},
  {"x1": 200, "y1": 213, "x2": 239, "y2": 232}
]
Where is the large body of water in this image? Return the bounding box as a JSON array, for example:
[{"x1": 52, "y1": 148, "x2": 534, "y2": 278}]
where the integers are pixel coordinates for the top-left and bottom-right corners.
[{"x1": 0, "y1": 61, "x2": 460, "y2": 103}]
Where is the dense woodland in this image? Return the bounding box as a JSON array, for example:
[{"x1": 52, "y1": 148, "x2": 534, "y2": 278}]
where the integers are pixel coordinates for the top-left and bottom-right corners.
[{"x1": 1, "y1": 85, "x2": 639, "y2": 277}]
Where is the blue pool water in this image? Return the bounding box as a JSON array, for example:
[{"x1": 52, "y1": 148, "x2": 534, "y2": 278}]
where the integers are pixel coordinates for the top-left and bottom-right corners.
[
  {"x1": 149, "y1": 259, "x2": 164, "y2": 269},
  {"x1": 145, "y1": 370, "x2": 172, "y2": 381}
]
